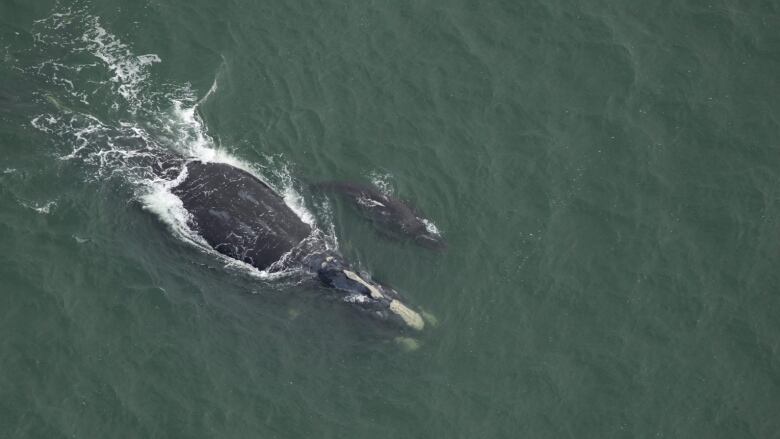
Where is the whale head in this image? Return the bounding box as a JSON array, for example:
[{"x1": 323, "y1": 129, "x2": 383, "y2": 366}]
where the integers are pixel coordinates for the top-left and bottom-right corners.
[
  {"x1": 308, "y1": 253, "x2": 425, "y2": 331},
  {"x1": 405, "y1": 219, "x2": 447, "y2": 251}
]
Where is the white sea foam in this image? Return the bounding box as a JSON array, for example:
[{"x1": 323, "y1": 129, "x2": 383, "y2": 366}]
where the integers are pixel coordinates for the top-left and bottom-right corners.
[
  {"x1": 73, "y1": 235, "x2": 89, "y2": 244},
  {"x1": 166, "y1": 99, "x2": 317, "y2": 228},
  {"x1": 29, "y1": 7, "x2": 334, "y2": 277},
  {"x1": 368, "y1": 170, "x2": 395, "y2": 196},
  {"x1": 21, "y1": 200, "x2": 57, "y2": 214},
  {"x1": 35, "y1": 201, "x2": 56, "y2": 214},
  {"x1": 141, "y1": 99, "x2": 325, "y2": 277},
  {"x1": 31, "y1": 7, "x2": 154, "y2": 109},
  {"x1": 80, "y1": 16, "x2": 160, "y2": 106},
  {"x1": 343, "y1": 294, "x2": 370, "y2": 304},
  {"x1": 139, "y1": 183, "x2": 196, "y2": 244},
  {"x1": 138, "y1": 173, "x2": 293, "y2": 281},
  {"x1": 421, "y1": 218, "x2": 442, "y2": 236}
]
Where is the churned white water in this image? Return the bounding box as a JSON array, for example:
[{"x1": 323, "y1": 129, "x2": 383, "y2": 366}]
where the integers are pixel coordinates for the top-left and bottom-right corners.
[
  {"x1": 368, "y1": 170, "x2": 395, "y2": 196},
  {"x1": 29, "y1": 8, "x2": 331, "y2": 278}
]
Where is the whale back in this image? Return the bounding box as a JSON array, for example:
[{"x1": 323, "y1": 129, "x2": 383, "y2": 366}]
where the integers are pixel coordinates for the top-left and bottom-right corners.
[
  {"x1": 314, "y1": 181, "x2": 419, "y2": 227},
  {"x1": 173, "y1": 161, "x2": 312, "y2": 270},
  {"x1": 314, "y1": 180, "x2": 446, "y2": 250}
]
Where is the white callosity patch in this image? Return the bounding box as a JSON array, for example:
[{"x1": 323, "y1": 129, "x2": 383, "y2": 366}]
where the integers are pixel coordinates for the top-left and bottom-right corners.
[
  {"x1": 357, "y1": 196, "x2": 385, "y2": 208},
  {"x1": 341, "y1": 269, "x2": 425, "y2": 331},
  {"x1": 389, "y1": 300, "x2": 425, "y2": 331},
  {"x1": 343, "y1": 269, "x2": 384, "y2": 299}
]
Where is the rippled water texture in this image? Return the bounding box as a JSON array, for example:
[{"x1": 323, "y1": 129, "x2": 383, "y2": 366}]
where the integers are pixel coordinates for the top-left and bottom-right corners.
[{"x1": 1, "y1": 0, "x2": 779, "y2": 437}]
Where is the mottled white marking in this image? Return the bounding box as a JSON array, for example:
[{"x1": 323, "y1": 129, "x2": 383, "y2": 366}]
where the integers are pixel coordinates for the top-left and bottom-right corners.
[
  {"x1": 343, "y1": 269, "x2": 384, "y2": 299},
  {"x1": 389, "y1": 300, "x2": 425, "y2": 331}
]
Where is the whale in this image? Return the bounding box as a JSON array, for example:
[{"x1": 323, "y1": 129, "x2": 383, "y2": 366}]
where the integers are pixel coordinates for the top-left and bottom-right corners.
[
  {"x1": 166, "y1": 160, "x2": 425, "y2": 331},
  {"x1": 313, "y1": 181, "x2": 446, "y2": 250}
]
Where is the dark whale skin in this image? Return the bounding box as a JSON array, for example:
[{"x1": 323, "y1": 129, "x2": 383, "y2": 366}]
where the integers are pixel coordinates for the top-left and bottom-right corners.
[
  {"x1": 160, "y1": 160, "x2": 428, "y2": 331},
  {"x1": 314, "y1": 181, "x2": 446, "y2": 250},
  {"x1": 172, "y1": 161, "x2": 311, "y2": 270}
]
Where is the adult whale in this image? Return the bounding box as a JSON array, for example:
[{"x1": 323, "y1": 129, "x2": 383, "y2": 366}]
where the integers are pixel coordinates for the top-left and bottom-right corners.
[
  {"x1": 167, "y1": 160, "x2": 425, "y2": 331},
  {"x1": 313, "y1": 181, "x2": 446, "y2": 250}
]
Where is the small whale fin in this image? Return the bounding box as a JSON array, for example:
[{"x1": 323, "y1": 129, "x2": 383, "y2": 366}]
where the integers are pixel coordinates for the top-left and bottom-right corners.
[
  {"x1": 394, "y1": 336, "x2": 422, "y2": 352},
  {"x1": 420, "y1": 309, "x2": 439, "y2": 327}
]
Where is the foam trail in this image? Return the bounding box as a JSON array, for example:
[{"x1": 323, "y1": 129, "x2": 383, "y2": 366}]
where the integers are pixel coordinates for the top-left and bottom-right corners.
[
  {"x1": 195, "y1": 54, "x2": 227, "y2": 107},
  {"x1": 167, "y1": 99, "x2": 317, "y2": 227},
  {"x1": 81, "y1": 16, "x2": 161, "y2": 106},
  {"x1": 29, "y1": 7, "x2": 336, "y2": 278},
  {"x1": 196, "y1": 75, "x2": 219, "y2": 107},
  {"x1": 138, "y1": 164, "x2": 299, "y2": 281},
  {"x1": 368, "y1": 170, "x2": 395, "y2": 196},
  {"x1": 139, "y1": 175, "x2": 199, "y2": 246},
  {"x1": 21, "y1": 200, "x2": 57, "y2": 214}
]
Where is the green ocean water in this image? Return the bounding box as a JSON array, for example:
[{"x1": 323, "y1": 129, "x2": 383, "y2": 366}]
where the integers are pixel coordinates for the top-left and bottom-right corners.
[{"x1": 1, "y1": 0, "x2": 780, "y2": 437}]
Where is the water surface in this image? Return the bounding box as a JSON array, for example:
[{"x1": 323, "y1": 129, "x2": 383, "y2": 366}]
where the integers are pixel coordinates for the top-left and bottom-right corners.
[{"x1": 1, "y1": 0, "x2": 779, "y2": 437}]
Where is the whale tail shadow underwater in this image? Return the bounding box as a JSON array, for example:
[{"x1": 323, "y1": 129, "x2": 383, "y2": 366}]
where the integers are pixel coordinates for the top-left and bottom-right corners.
[
  {"x1": 159, "y1": 159, "x2": 426, "y2": 331},
  {"x1": 312, "y1": 181, "x2": 446, "y2": 250}
]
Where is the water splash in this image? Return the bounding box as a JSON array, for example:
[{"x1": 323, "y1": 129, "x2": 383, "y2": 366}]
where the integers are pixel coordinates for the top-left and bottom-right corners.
[
  {"x1": 80, "y1": 16, "x2": 161, "y2": 107},
  {"x1": 368, "y1": 169, "x2": 395, "y2": 196},
  {"x1": 20, "y1": 200, "x2": 57, "y2": 214},
  {"x1": 28, "y1": 7, "x2": 335, "y2": 278}
]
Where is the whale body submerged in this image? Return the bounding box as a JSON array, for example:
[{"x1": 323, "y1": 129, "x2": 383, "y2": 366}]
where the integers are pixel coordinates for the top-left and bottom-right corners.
[
  {"x1": 169, "y1": 160, "x2": 425, "y2": 331},
  {"x1": 313, "y1": 181, "x2": 446, "y2": 250}
]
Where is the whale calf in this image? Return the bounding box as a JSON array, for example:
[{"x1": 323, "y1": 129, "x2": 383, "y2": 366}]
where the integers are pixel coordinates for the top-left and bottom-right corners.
[
  {"x1": 313, "y1": 181, "x2": 446, "y2": 250},
  {"x1": 167, "y1": 160, "x2": 425, "y2": 331}
]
